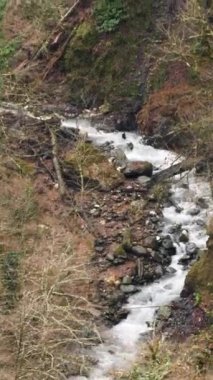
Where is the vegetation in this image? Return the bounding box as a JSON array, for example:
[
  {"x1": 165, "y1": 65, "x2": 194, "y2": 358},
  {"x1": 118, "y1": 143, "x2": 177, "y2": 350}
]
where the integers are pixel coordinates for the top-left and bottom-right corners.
[
  {"x1": 0, "y1": 119, "x2": 100, "y2": 379},
  {"x1": 0, "y1": 1, "x2": 212, "y2": 379},
  {"x1": 64, "y1": 0, "x2": 154, "y2": 108},
  {"x1": 185, "y1": 218, "x2": 213, "y2": 296},
  {"x1": 94, "y1": 0, "x2": 127, "y2": 33}
]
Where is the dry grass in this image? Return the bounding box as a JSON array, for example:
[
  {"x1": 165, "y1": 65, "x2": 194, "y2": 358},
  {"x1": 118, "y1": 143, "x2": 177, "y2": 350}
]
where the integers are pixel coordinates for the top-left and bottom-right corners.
[
  {"x1": 116, "y1": 330, "x2": 213, "y2": 380},
  {"x1": 0, "y1": 123, "x2": 100, "y2": 379}
]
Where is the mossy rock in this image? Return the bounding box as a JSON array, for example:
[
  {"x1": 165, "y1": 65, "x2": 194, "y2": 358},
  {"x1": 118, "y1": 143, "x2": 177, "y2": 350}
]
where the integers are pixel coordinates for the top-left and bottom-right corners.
[
  {"x1": 65, "y1": 141, "x2": 124, "y2": 190},
  {"x1": 114, "y1": 244, "x2": 127, "y2": 257},
  {"x1": 185, "y1": 234, "x2": 213, "y2": 295},
  {"x1": 63, "y1": 0, "x2": 159, "y2": 109}
]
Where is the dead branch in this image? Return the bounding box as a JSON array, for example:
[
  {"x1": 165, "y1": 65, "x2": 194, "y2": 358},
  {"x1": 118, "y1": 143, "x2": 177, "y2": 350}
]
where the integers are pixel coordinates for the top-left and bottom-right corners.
[
  {"x1": 150, "y1": 158, "x2": 197, "y2": 185},
  {"x1": 33, "y1": 0, "x2": 81, "y2": 62},
  {"x1": 49, "y1": 127, "x2": 66, "y2": 198}
]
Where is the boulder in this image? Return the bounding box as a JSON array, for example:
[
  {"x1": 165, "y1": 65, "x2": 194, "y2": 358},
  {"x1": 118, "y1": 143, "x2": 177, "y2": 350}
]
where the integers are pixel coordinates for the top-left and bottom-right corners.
[
  {"x1": 179, "y1": 254, "x2": 192, "y2": 265},
  {"x1": 166, "y1": 267, "x2": 176, "y2": 275},
  {"x1": 122, "y1": 275, "x2": 132, "y2": 285},
  {"x1": 184, "y1": 221, "x2": 213, "y2": 294},
  {"x1": 188, "y1": 207, "x2": 200, "y2": 216},
  {"x1": 156, "y1": 305, "x2": 171, "y2": 321},
  {"x1": 120, "y1": 285, "x2": 139, "y2": 294},
  {"x1": 123, "y1": 161, "x2": 153, "y2": 178},
  {"x1": 143, "y1": 236, "x2": 160, "y2": 250},
  {"x1": 195, "y1": 197, "x2": 209, "y2": 209},
  {"x1": 155, "y1": 265, "x2": 163, "y2": 277},
  {"x1": 179, "y1": 229, "x2": 189, "y2": 243},
  {"x1": 131, "y1": 245, "x2": 148, "y2": 257},
  {"x1": 126, "y1": 142, "x2": 134, "y2": 150},
  {"x1": 185, "y1": 242, "x2": 198, "y2": 257},
  {"x1": 162, "y1": 235, "x2": 176, "y2": 255},
  {"x1": 111, "y1": 148, "x2": 127, "y2": 169}
]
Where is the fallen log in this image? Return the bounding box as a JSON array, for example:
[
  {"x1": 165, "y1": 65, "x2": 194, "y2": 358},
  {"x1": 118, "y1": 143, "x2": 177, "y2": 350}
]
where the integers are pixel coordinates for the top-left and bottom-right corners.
[{"x1": 150, "y1": 158, "x2": 197, "y2": 185}]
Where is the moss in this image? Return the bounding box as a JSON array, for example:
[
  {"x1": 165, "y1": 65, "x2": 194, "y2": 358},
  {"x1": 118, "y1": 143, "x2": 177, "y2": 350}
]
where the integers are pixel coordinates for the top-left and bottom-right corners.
[
  {"x1": 185, "y1": 237, "x2": 213, "y2": 294},
  {"x1": 65, "y1": 141, "x2": 123, "y2": 190},
  {"x1": 114, "y1": 244, "x2": 126, "y2": 257},
  {"x1": 63, "y1": 1, "x2": 157, "y2": 109},
  {"x1": 65, "y1": 141, "x2": 105, "y2": 169},
  {"x1": 122, "y1": 228, "x2": 132, "y2": 251}
]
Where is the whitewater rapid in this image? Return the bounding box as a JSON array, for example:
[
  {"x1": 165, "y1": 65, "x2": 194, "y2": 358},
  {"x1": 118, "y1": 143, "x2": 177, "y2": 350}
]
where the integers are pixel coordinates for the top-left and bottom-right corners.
[{"x1": 63, "y1": 118, "x2": 213, "y2": 380}]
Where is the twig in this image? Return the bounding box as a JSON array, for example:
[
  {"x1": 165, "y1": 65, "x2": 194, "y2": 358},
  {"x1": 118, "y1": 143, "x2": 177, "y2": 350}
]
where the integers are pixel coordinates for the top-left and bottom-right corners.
[
  {"x1": 33, "y1": 0, "x2": 81, "y2": 61},
  {"x1": 49, "y1": 127, "x2": 66, "y2": 198}
]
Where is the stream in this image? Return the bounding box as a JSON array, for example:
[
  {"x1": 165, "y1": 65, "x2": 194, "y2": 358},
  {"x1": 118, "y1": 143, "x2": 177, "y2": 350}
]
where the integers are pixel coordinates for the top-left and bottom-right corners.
[{"x1": 63, "y1": 118, "x2": 213, "y2": 380}]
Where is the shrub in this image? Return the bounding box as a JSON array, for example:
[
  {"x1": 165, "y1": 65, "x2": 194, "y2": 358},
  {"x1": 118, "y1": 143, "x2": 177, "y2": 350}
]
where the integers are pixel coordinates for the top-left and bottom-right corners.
[{"x1": 94, "y1": 0, "x2": 127, "y2": 33}]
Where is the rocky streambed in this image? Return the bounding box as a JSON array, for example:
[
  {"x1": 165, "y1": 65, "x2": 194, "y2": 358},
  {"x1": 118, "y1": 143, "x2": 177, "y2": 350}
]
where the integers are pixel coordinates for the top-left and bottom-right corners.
[{"x1": 63, "y1": 118, "x2": 213, "y2": 380}]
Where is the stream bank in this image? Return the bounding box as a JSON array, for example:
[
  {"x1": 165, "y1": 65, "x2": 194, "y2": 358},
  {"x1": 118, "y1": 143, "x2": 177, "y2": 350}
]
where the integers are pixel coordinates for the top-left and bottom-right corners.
[{"x1": 63, "y1": 118, "x2": 213, "y2": 380}]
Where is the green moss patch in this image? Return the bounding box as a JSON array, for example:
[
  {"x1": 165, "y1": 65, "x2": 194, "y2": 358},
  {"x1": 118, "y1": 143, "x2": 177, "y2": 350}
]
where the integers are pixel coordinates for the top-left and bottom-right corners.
[
  {"x1": 63, "y1": 0, "x2": 157, "y2": 109},
  {"x1": 185, "y1": 239, "x2": 213, "y2": 295}
]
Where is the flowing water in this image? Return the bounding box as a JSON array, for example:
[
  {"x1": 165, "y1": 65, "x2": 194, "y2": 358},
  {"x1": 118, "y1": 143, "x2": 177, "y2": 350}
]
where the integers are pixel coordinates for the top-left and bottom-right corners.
[{"x1": 63, "y1": 118, "x2": 213, "y2": 380}]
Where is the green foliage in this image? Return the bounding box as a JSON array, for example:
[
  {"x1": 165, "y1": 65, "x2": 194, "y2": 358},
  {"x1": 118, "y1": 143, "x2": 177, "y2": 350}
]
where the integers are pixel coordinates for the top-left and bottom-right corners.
[
  {"x1": 0, "y1": 0, "x2": 7, "y2": 22},
  {"x1": 1, "y1": 251, "x2": 21, "y2": 308},
  {"x1": 94, "y1": 0, "x2": 127, "y2": 33},
  {"x1": 194, "y1": 291, "x2": 202, "y2": 306},
  {"x1": 120, "y1": 355, "x2": 171, "y2": 380},
  {"x1": 0, "y1": 38, "x2": 19, "y2": 71},
  {"x1": 2, "y1": 251, "x2": 20, "y2": 292},
  {"x1": 0, "y1": 0, "x2": 19, "y2": 95},
  {"x1": 64, "y1": 0, "x2": 155, "y2": 108}
]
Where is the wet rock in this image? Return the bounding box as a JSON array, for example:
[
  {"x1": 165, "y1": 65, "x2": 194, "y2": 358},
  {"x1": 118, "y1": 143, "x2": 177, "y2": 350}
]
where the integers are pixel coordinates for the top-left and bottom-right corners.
[
  {"x1": 168, "y1": 224, "x2": 182, "y2": 234},
  {"x1": 131, "y1": 245, "x2": 148, "y2": 257},
  {"x1": 122, "y1": 275, "x2": 132, "y2": 285},
  {"x1": 150, "y1": 216, "x2": 159, "y2": 224},
  {"x1": 114, "y1": 112, "x2": 138, "y2": 132},
  {"x1": 114, "y1": 257, "x2": 127, "y2": 265},
  {"x1": 158, "y1": 248, "x2": 172, "y2": 265},
  {"x1": 156, "y1": 305, "x2": 171, "y2": 321},
  {"x1": 196, "y1": 197, "x2": 209, "y2": 209},
  {"x1": 188, "y1": 207, "x2": 200, "y2": 216},
  {"x1": 155, "y1": 265, "x2": 163, "y2": 277},
  {"x1": 149, "y1": 250, "x2": 162, "y2": 263},
  {"x1": 143, "y1": 236, "x2": 160, "y2": 250},
  {"x1": 179, "y1": 254, "x2": 192, "y2": 264},
  {"x1": 120, "y1": 285, "x2": 138, "y2": 294},
  {"x1": 166, "y1": 267, "x2": 177, "y2": 275},
  {"x1": 169, "y1": 197, "x2": 183, "y2": 213},
  {"x1": 111, "y1": 148, "x2": 127, "y2": 169},
  {"x1": 126, "y1": 142, "x2": 134, "y2": 150},
  {"x1": 185, "y1": 242, "x2": 198, "y2": 257},
  {"x1": 101, "y1": 141, "x2": 114, "y2": 153},
  {"x1": 162, "y1": 235, "x2": 173, "y2": 249},
  {"x1": 162, "y1": 235, "x2": 176, "y2": 255},
  {"x1": 95, "y1": 238, "x2": 105, "y2": 246},
  {"x1": 179, "y1": 229, "x2": 189, "y2": 243},
  {"x1": 124, "y1": 161, "x2": 153, "y2": 178},
  {"x1": 137, "y1": 176, "x2": 151, "y2": 185},
  {"x1": 95, "y1": 246, "x2": 105, "y2": 253},
  {"x1": 196, "y1": 219, "x2": 206, "y2": 227},
  {"x1": 106, "y1": 254, "x2": 115, "y2": 262}
]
